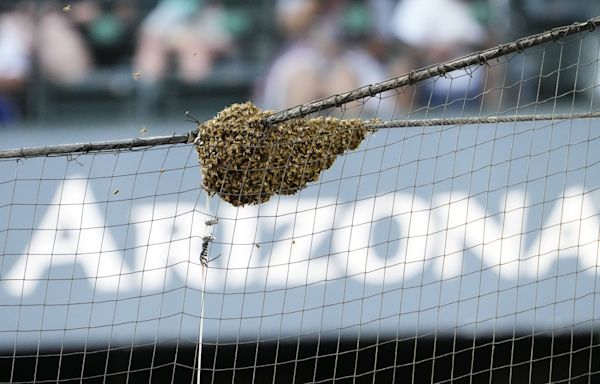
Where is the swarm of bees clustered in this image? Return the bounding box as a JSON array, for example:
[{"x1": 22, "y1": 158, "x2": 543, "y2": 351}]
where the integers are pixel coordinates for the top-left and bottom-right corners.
[{"x1": 194, "y1": 102, "x2": 373, "y2": 206}]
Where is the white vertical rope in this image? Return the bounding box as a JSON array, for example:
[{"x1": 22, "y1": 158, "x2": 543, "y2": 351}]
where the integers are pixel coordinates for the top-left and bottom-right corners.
[
  {"x1": 197, "y1": 268, "x2": 207, "y2": 384},
  {"x1": 198, "y1": 192, "x2": 213, "y2": 384}
]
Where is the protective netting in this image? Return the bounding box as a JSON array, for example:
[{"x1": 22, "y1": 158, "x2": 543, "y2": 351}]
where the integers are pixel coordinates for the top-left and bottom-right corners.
[{"x1": 1, "y1": 17, "x2": 600, "y2": 383}]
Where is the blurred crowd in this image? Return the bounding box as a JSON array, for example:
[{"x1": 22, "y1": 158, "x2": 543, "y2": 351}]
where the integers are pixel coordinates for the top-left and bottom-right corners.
[{"x1": 0, "y1": 0, "x2": 594, "y2": 125}]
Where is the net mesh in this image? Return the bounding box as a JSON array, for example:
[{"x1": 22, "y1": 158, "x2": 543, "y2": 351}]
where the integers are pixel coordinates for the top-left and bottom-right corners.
[{"x1": 1, "y1": 17, "x2": 600, "y2": 383}]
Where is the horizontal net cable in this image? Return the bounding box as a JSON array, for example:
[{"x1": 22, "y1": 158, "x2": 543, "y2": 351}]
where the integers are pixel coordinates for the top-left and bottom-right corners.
[{"x1": 1, "y1": 111, "x2": 599, "y2": 160}]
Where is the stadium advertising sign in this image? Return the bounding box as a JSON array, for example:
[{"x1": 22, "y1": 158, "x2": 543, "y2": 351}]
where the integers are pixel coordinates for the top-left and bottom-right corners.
[
  {"x1": 5, "y1": 179, "x2": 599, "y2": 295},
  {"x1": 2, "y1": 120, "x2": 599, "y2": 343}
]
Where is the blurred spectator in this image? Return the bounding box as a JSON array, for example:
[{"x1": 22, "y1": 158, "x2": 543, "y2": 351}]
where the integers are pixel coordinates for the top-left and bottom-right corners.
[
  {"x1": 390, "y1": 0, "x2": 489, "y2": 107},
  {"x1": 258, "y1": 0, "x2": 389, "y2": 117},
  {"x1": 36, "y1": 1, "x2": 137, "y2": 85},
  {"x1": 133, "y1": 0, "x2": 234, "y2": 117},
  {"x1": 367, "y1": 0, "x2": 396, "y2": 41},
  {"x1": 0, "y1": 0, "x2": 139, "y2": 123},
  {"x1": 37, "y1": 3, "x2": 92, "y2": 85},
  {"x1": 71, "y1": 0, "x2": 137, "y2": 68},
  {"x1": 0, "y1": 2, "x2": 34, "y2": 124},
  {"x1": 391, "y1": 0, "x2": 486, "y2": 50}
]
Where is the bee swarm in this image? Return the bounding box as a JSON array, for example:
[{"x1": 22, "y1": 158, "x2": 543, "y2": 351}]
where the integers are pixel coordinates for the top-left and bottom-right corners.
[{"x1": 194, "y1": 102, "x2": 373, "y2": 206}]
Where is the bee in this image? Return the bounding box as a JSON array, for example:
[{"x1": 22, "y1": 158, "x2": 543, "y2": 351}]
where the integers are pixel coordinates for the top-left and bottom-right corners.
[
  {"x1": 139, "y1": 127, "x2": 148, "y2": 135},
  {"x1": 62, "y1": 5, "x2": 72, "y2": 12},
  {"x1": 132, "y1": 71, "x2": 142, "y2": 80},
  {"x1": 200, "y1": 240, "x2": 209, "y2": 267},
  {"x1": 112, "y1": 189, "x2": 120, "y2": 195},
  {"x1": 200, "y1": 235, "x2": 220, "y2": 268}
]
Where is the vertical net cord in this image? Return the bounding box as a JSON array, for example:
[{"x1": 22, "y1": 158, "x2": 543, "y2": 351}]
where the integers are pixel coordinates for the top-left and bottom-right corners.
[
  {"x1": 36, "y1": 157, "x2": 71, "y2": 383},
  {"x1": 409, "y1": 68, "x2": 439, "y2": 384},
  {"x1": 390, "y1": 79, "x2": 419, "y2": 384},
  {"x1": 564, "y1": 32, "x2": 585, "y2": 384},
  {"x1": 148, "y1": 145, "x2": 186, "y2": 381},
  {"x1": 67, "y1": 154, "x2": 101, "y2": 383},
  {"x1": 585, "y1": 34, "x2": 600, "y2": 384},
  {"x1": 506, "y1": 40, "x2": 541, "y2": 383},
  {"x1": 544, "y1": 34, "x2": 567, "y2": 384},
  {"x1": 168, "y1": 146, "x2": 201, "y2": 384},
  {"x1": 369, "y1": 91, "x2": 405, "y2": 384},
  {"x1": 197, "y1": 191, "x2": 211, "y2": 384},
  {"x1": 123, "y1": 149, "x2": 153, "y2": 383},
  {"x1": 431, "y1": 63, "x2": 479, "y2": 383},
  {"x1": 3, "y1": 163, "x2": 19, "y2": 383},
  {"x1": 101, "y1": 150, "x2": 141, "y2": 383},
  {"x1": 428, "y1": 65, "x2": 471, "y2": 383},
  {"x1": 197, "y1": 266, "x2": 207, "y2": 384},
  {"x1": 489, "y1": 41, "x2": 531, "y2": 384},
  {"x1": 10, "y1": 155, "x2": 52, "y2": 383}
]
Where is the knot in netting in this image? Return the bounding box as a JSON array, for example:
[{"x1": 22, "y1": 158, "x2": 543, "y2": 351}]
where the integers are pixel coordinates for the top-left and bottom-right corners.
[{"x1": 194, "y1": 102, "x2": 372, "y2": 206}]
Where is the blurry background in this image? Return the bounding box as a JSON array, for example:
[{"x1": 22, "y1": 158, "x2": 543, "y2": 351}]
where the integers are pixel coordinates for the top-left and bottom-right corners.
[
  {"x1": 0, "y1": 0, "x2": 598, "y2": 133},
  {"x1": 2, "y1": 2, "x2": 600, "y2": 383}
]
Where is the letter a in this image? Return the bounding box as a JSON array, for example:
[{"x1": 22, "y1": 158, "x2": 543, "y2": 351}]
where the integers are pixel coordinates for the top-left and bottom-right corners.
[{"x1": 6, "y1": 178, "x2": 127, "y2": 297}]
